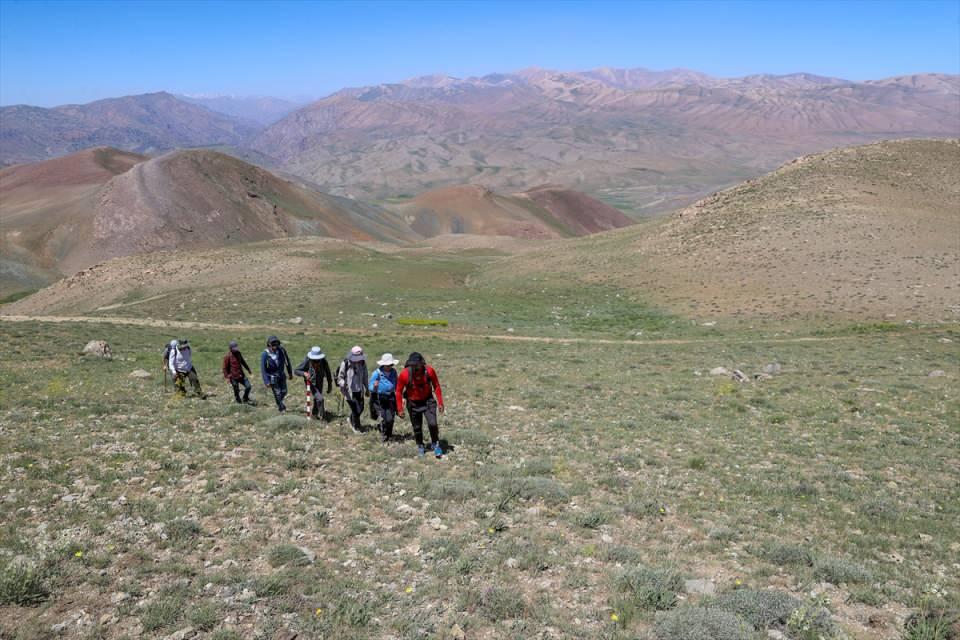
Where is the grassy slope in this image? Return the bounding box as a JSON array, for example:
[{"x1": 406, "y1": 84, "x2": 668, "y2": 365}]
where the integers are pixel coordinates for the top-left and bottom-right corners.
[{"x1": 0, "y1": 318, "x2": 957, "y2": 639}]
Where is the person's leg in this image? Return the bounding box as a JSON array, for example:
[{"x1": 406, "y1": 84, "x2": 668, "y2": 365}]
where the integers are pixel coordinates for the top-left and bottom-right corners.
[
  {"x1": 410, "y1": 402, "x2": 425, "y2": 447},
  {"x1": 174, "y1": 373, "x2": 187, "y2": 395},
  {"x1": 231, "y1": 380, "x2": 242, "y2": 403},
  {"x1": 350, "y1": 391, "x2": 364, "y2": 430},
  {"x1": 311, "y1": 389, "x2": 324, "y2": 418},
  {"x1": 425, "y1": 399, "x2": 440, "y2": 452},
  {"x1": 381, "y1": 395, "x2": 395, "y2": 441},
  {"x1": 188, "y1": 369, "x2": 203, "y2": 396},
  {"x1": 242, "y1": 377, "x2": 252, "y2": 402},
  {"x1": 277, "y1": 377, "x2": 288, "y2": 412}
]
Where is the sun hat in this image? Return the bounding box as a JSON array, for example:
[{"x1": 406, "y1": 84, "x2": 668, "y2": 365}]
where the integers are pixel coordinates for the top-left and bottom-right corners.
[
  {"x1": 266, "y1": 335, "x2": 280, "y2": 347},
  {"x1": 229, "y1": 340, "x2": 239, "y2": 350},
  {"x1": 377, "y1": 353, "x2": 400, "y2": 366},
  {"x1": 177, "y1": 338, "x2": 189, "y2": 347},
  {"x1": 308, "y1": 346, "x2": 325, "y2": 360},
  {"x1": 349, "y1": 345, "x2": 365, "y2": 362}
]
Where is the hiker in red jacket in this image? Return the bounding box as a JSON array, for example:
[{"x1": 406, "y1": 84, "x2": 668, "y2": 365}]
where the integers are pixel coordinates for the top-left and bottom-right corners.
[
  {"x1": 395, "y1": 352, "x2": 445, "y2": 458},
  {"x1": 222, "y1": 340, "x2": 253, "y2": 404}
]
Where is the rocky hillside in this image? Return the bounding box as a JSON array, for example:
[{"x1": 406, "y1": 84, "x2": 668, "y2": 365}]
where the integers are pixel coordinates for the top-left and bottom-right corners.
[
  {"x1": 389, "y1": 184, "x2": 634, "y2": 239},
  {"x1": 251, "y1": 69, "x2": 960, "y2": 213},
  {"x1": 0, "y1": 92, "x2": 258, "y2": 165},
  {"x1": 478, "y1": 139, "x2": 960, "y2": 323}
]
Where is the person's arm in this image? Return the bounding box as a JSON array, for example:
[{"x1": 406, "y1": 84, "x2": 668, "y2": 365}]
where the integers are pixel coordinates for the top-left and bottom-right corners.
[
  {"x1": 395, "y1": 368, "x2": 408, "y2": 415},
  {"x1": 260, "y1": 351, "x2": 271, "y2": 386},
  {"x1": 363, "y1": 364, "x2": 370, "y2": 396},
  {"x1": 293, "y1": 357, "x2": 308, "y2": 378},
  {"x1": 240, "y1": 354, "x2": 252, "y2": 374},
  {"x1": 369, "y1": 369, "x2": 379, "y2": 393},
  {"x1": 222, "y1": 354, "x2": 230, "y2": 379},
  {"x1": 429, "y1": 366, "x2": 444, "y2": 411},
  {"x1": 283, "y1": 348, "x2": 293, "y2": 378},
  {"x1": 322, "y1": 360, "x2": 332, "y2": 393}
]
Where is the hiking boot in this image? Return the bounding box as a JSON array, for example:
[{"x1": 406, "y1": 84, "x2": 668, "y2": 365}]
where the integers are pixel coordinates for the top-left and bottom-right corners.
[
  {"x1": 417, "y1": 445, "x2": 426, "y2": 457},
  {"x1": 432, "y1": 442, "x2": 443, "y2": 458}
]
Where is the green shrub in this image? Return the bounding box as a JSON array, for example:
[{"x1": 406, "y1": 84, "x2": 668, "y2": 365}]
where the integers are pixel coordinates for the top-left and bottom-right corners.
[
  {"x1": 574, "y1": 511, "x2": 609, "y2": 529},
  {"x1": 498, "y1": 476, "x2": 569, "y2": 505},
  {"x1": 479, "y1": 586, "x2": 526, "y2": 621},
  {"x1": 757, "y1": 542, "x2": 814, "y2": 567},
  {"x1": 0, "y1": 561, "x2": 49, "y2": 606},
  {"x1": 187, "y1": 602, "x2": 221, "y2": 631},
  {"x1": 712, "y1": 589, "x2": 800, "y2": 629},
  {"x1": 164, "y1": 519, "x2": 201, "y2": 545},
  {"x1": 654, "y1": 607, "x2": 758, "y2": 640},
  {"x1": 425, "y1": 478, "x2": 478, "y2": 502},
  {"x1": 615, "y1": 565, "x2": 685, "y2": 611},
  {"x1": 140, "y1": 588, "x2": 187, "y2": 632},
  {"x1": 397, "y1": 318, "x2": 449, "y2": 327},
  {"x1": 267, "y1": 544, "x2": 311, "y2": 568},
  {"x1": 813, "y1": 556, "x2": 873, "y2": 584},
  {"x1": 902, "y1": 608, "x2": 957, "y2": 640}
]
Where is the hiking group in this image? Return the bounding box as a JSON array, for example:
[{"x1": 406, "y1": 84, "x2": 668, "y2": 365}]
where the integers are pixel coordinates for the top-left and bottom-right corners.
[{"x1": 162, "y1": 336, "x2": 446, "y2": 458}]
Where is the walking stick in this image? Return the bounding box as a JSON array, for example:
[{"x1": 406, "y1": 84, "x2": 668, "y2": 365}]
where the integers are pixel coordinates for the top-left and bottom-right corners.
[
  {"x1": 304, "y1": 372, "x2": 313, "y2": 418},
  {"x1": 163, "y1": 367, "x2": 168, "y2": 392}
]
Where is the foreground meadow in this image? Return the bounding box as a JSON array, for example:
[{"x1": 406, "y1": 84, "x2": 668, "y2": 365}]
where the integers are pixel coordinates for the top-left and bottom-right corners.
[{"x1": 0, "y1": 319, "x2": 957, "y2": 640}]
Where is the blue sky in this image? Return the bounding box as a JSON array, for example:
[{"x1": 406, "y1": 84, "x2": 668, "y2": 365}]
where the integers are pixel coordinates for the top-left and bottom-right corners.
[{"x1": 1, "y1": 0, "x2": 958, "y2": 106}]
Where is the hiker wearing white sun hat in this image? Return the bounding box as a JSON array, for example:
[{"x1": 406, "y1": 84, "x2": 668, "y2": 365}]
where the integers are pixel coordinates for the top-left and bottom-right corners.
[
  {"x1": 294, "y1": 346, "x2": 332, "y2": 420},
  {"x1": 336, "y1": 346, "x2": 369, "y2": 432},
  {"x1": 369, "y1": 353, "x2": 400, "y2": 441}
]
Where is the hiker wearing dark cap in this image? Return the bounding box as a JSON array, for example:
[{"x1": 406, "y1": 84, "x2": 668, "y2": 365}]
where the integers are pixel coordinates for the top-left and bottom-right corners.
[
  {"x1": 336, "y1": 345, "x2": 368, "y2": 433},
  {"x1": 369, "y1": 353, "x2": 399, "y2": 442},
  {"x1": 222, "y1": 340, "x2": 253, "y2": 404},
  {"x1": 260, "y1": 335, "x2": 293, "y2": 413},
  {"x1": 169, "y1": 338, "x2": 205, "y2": 398},
  {"x1": 294, "y1": 346, "x2": 333, "y2": 420},
  {"x1": 396, "y1": 352, "x2": 445, "y2": 457}
]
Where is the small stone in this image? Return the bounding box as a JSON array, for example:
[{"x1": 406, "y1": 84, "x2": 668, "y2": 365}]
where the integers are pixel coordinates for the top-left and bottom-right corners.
[
  {"x1": 129, "y1": 369, "x2": 152, "y2": 379},
  {"x1": 918, "y1": 533, "x2": 933, "y2": 543},
  {"x1": 163, "y1": 627, "x2": 196, "y2": 640},
  {"x1": 710, "y1": 367, "x2": 730, "y2": 376},
  {"x1": 289, "y1": 317, "x2": 303, "y2": 325},
  {"x1": 505, "y1": 557, "x2": 519, "y2": 568},
  {"x1": 928, "y1": 370, "x2": 947, "y2": 377},
  {"x1": 111, "y1": 592, "x2": 129, "y2": 604},
  {"x1": 731, "y1": 369, "x2": 749, "y2": 383},
  {"x1": 763, "y1": 362, "x2": 782, "y2": 375},
  {"x1": 449, "y1": 624, "x2": 466, "y2": 640},
  {"x1": 272, "y1": 630, "x2": 297, "y2": 640},
  {"x1": 767, "y1": 630, "x2": 788, "y2": 640},
  {"x1": 82, "y1": 340, "x2": 113, "y2": 358},
  {"x1": 51, "y1": 622, "x2": 69, "y2": 633},
  {"x1": 684, "y1": 578, "x2": 717, "y2": 595},
  {"x1": 296, "y1": 546, "x2": 316, "y2": 563},
  {"x1": 600, "y1": 534, "x2": 613, "y2": 543}
]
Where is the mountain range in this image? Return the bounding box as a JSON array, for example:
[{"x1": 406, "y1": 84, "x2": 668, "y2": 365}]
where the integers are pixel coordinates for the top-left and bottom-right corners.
[{"x1": 2, "y1": 67, "x2": 957, "y2": 215}]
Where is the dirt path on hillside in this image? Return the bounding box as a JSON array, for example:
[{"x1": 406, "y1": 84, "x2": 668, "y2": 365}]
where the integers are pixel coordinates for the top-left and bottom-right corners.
[{"x1": 0, "y1": 314, "x2": 939, "y2": 346}]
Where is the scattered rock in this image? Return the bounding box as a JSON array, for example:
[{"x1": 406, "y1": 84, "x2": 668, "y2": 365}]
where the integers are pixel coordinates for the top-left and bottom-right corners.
[
  {"x1": 111, "y1": 592, "x2": 130, "y2": 604},
  {"x1": 505, "y1": 557, "x2": 519, "y2": 568},
  {"x1": 51, "y1": 622, "x2": 69, "y2": 633},
  {"x1": 918, "y1": 533, "x2": 933, "y2": 543},
  {"x1": 82, "y1": 340, "x2": 113, "y2": 359},
  {"x1": 288, "y1": 317, "x2": 303, "y2": 325},
  {"x1": 928, "y1": 370, "x2": 946, "y2": 377},
  {"x1": 684, "y1": 578, "x2": 716, "y2": 596},
  {"x1": 763, "y1": 362, "x2": 782, "y2": 375},
  {"x1": 731, "y1": 369, "x2": 749, "y2": 383},
  {"x1": 507, "y1": 405, "x2": 526, "y2": 412},
  {"x1": 449, "y1": 624, "x2": 466, "y2": 640},
  {"x1": 129, "y1": 369, "x2": 152, "y2": 379},
  {"x1": 163, "y1": 627, "x2": 196, "y2": 640},
  {"x1": 295, "y1": 546, "x2": 316, "y2": 563},
  {"x1": 272, "y1": 631, "x2": 297, "y2": 640},
  {"x1": 710, "y1": 367, "x2": 731, "y2": 376},
  {"x1": 767, "y1": 630, "x2": 788, "y2": 640}
]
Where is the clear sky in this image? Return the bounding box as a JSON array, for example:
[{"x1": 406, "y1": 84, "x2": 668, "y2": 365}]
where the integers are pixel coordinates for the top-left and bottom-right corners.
[{"x1": 1, "y1": 0, "x2": 958, "y2": 106}]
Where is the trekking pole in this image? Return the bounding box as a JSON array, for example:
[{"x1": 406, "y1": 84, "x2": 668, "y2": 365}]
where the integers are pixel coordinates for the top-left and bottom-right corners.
[
  {"x1": 163, "y1": 367, "x2": 168, "y2": 392},
  {"x1": 304, "y1": 373, "x2": 313, "y2": 418}
]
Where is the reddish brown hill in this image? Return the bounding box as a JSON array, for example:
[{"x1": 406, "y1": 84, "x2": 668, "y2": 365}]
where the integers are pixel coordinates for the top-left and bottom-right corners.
[
  {"x1": 0, "y1": 148, "x2": 418, "y2": 297},
  {"x1": 391, "y1": 184, "x2": 633, "y2": 239}
]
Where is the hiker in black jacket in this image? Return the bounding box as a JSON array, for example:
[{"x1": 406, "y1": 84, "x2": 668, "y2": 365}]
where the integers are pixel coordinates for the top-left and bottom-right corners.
[
  {"x1": 260, "y1": 335, "x2": 293, "y2": 413},
  {"x1": 294, "y1": 346, "x2": 333, "y2": 420}
]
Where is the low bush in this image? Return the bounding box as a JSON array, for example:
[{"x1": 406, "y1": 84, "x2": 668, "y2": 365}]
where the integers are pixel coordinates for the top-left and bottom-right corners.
[
  {"x1": 712, "y1": 589, "x2": 800, "y2": 629},
  {"x1": 615, "y1": 565, "x2": 685, "y2": 611},
  {"x1": 654, "y1": 607, "x2": 758, "y2": 640}
]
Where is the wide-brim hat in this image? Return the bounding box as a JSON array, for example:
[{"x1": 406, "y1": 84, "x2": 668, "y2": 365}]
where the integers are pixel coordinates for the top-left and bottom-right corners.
[
  {"x1": 349, "y1": 345, "x2": 365, "y2": 362},
  {"x1": 377, "y1": 353, "x2": 400, "y2": 366},
  {"x1": 308, "y1": 346, "x2": 326, "y2": 360}
]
